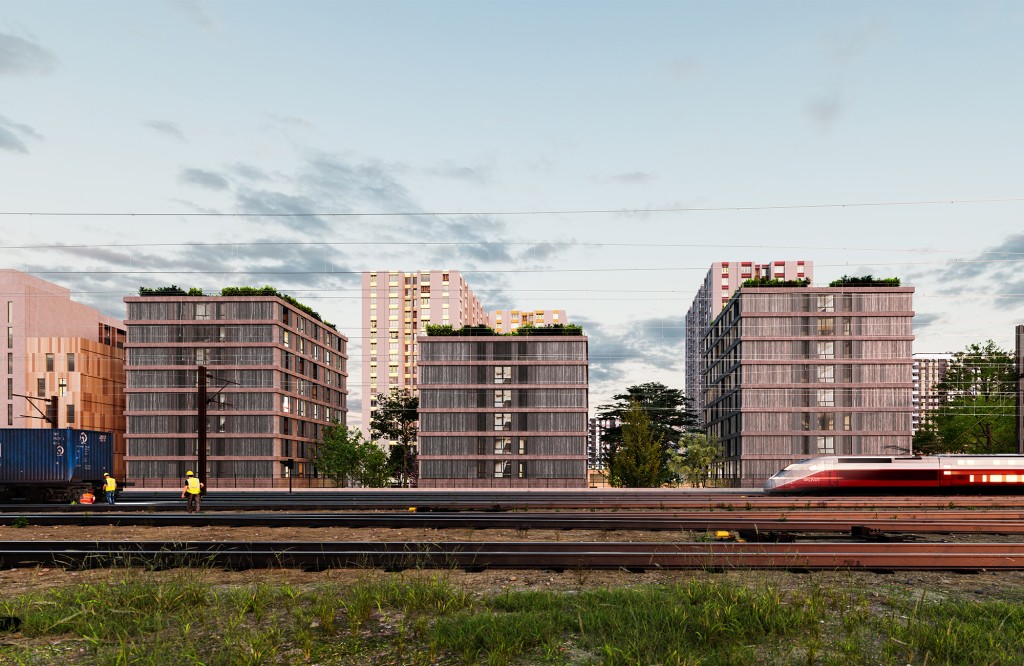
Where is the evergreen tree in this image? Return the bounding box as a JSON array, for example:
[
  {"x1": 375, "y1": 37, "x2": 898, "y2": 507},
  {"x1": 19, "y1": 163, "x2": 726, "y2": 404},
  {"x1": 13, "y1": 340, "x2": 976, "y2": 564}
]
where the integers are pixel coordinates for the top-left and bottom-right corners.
[
  {"x1": 607, "y1": 399, "x2": 663, "y2": 487},
  {"x1": 370, "y1": 387, "x2": 419, "y2": 487}
]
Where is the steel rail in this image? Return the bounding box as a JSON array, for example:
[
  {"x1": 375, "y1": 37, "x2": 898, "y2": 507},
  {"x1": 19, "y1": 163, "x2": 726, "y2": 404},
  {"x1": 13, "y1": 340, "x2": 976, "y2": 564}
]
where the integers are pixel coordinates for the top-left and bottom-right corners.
[
  {"x1": 4, "y1": 511, "x2": 1024, "y2": 535},
  {"x1": 2, "y1": 540, "x2": 1023, "y2": 571}
]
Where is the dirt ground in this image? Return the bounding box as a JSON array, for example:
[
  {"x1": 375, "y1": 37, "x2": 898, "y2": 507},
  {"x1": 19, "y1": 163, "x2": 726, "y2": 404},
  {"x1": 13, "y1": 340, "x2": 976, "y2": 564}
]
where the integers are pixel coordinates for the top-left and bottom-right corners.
[{"x1": 3, "y1": 523, "x2": 1024, "y2": 602}]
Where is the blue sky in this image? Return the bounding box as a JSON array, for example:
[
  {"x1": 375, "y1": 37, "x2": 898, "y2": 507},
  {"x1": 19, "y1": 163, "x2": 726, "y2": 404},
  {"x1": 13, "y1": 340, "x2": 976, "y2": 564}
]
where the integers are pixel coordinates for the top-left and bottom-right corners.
[{"x1": 2, "y1": 0, "x2": 1023, "y2": 426}]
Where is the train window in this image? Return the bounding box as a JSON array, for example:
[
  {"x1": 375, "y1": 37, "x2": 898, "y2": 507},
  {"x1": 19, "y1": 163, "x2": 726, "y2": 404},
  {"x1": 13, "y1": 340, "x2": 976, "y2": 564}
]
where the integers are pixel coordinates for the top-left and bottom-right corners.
[{"x1": 838, "y1": 457, "x2": 892, "y2": 464}]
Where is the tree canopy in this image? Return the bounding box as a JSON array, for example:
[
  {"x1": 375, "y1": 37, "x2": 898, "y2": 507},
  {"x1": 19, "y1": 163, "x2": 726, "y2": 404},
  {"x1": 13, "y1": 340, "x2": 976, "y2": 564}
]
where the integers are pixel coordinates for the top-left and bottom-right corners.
[
  {"x1": 370, "y1": 387, "x2": 420, "y2": 487},
  {"x1": 313, "y1": 423, "x2": 390, "y2": 488},
  {"x1": 607, "y1": 399, "x2": 663, "y2": 487},
  {"x1": 913, "y1": 340, "x2": 1018, "y2": 455},
  {"x1": 668, "y1": 433, "x2": 721, "y2": 488},
  {"x1": 596, "y1": 382, "x2": 699, "y2": 484}
]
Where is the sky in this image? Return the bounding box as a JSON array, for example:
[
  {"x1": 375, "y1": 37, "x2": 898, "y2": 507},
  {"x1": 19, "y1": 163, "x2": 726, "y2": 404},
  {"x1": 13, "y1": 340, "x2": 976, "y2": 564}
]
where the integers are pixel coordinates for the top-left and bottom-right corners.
[{"x1": 2, "y1": 0, "x2": 1023, "y2": 428}]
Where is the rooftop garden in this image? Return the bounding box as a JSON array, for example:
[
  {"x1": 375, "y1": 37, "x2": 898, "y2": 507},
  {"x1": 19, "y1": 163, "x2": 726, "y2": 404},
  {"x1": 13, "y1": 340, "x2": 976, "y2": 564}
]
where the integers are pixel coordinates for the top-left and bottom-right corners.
[
  {"x1": 740, "y1": 277, "x2": 811, "y2": 289},
  {"x1": 426, "y1": 323, "x2": 584, "y2": 336},
  {"x1": 138, "y1": 285, "x2": 336, "y2": 330},
  {"x1": 828, "y1": 275, "x2": 901, "y2": 287}
]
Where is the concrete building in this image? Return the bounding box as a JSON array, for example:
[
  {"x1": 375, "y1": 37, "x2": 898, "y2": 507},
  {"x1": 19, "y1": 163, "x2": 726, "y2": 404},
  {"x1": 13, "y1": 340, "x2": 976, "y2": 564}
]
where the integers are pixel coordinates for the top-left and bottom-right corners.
[
  {"x1": 1017, "y1": 325, "x2": 1024, "y2": 455},
  {"x1": 587, "y1": 416, "x2": 618, "y2": 471},
  {"x1": 123, "y1": 290, "x2": 347, "y2": 487},
  {"x1": 2, "y1": 270, "x2": 127, "y2": 476},
  {"x1": 416, "y1": 332, "x2": 589, "y2": 487},
  {"x1": 703, "y1": 285, "x2": 914, "y2": 486},
  {"x1": 685, "y1": 261, "x2": 812, "y2": 421},
  {"x1": 488, "y1": 309, "x2": 567, "y2": 334},
  {"x1": 912, "y1": 354, "x2": 951, "y2": 433},
  {"x1": 361, "y1": 270, "x2": 485, "y2": 445}
]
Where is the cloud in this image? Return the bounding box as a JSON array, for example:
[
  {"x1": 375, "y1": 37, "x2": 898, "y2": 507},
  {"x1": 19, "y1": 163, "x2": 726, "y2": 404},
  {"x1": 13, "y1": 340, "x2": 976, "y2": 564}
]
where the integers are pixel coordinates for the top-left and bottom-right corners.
[
  {"x1": 179, "y1": 167, "x2": 230, "y2": 190},
  {"x1": 166, "y1": 0, "x2": 224, "y2": 39},
  {"x1": 804, "y1": 93, "x2": 844, "y2": 130},
  {"x1": 912, "y1": 312, "x2": 943, "y2": 334},
  {"x1": 229, "y1": 163, "x2": 270, "y2": 181},
  {"x1": 266, "y1": 113, "x2": 315, "y2": 130},
  {"x1": 424, "y1": 160, "x2": 491, "y2": 184},
  {"x1": 825, "y1": 22, "x2": 886, "y2": 64},
  {"x1": 144, "y1": 120, "x2": 186, "y2": 142},
  {"x1": 938, "y1": 232, "x2": 1024, "y2": 292},
  {"x1": 0, "y1": 114, "x2": 43, "y2": 153},
  {"x1": 608, "y1": 171, "x2": 655, "y2": 185},
  {"x1": 0, "y1": 32, "x2": 57, "y2": 77},
  {"x1": 576, "y1": 315, "x2": 685, "y2": 385}
]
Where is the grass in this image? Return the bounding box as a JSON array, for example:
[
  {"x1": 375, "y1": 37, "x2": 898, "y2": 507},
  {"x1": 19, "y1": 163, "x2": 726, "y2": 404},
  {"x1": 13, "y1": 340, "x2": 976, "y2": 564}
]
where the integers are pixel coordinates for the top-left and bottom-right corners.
[{"x1": 1, "y1": 569, "x2": 1023, "y2": 664}]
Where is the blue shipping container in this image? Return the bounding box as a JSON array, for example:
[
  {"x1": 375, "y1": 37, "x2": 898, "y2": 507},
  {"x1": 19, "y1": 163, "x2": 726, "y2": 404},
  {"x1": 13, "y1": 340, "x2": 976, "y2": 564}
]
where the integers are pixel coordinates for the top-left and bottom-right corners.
[{"x1": 0, "y1": 428, "x2": 114, "y2": 484}]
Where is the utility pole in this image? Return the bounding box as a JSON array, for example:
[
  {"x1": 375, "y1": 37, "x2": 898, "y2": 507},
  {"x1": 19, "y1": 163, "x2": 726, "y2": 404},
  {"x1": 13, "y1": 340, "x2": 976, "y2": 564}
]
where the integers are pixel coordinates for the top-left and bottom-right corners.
[
  {"x1": 1016, "y1": 325, "x2": 1023, "y2": 455},
  {"x1": 197, "y1": 365, "x2": 208, "y2": 494}
]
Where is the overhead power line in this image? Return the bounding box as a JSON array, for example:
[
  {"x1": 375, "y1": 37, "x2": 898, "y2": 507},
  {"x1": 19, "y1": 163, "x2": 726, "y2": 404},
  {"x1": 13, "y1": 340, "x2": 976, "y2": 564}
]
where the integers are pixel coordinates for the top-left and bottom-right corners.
[{"x1": 2, "y1": 195, "x2": 1024, "y2": 218}]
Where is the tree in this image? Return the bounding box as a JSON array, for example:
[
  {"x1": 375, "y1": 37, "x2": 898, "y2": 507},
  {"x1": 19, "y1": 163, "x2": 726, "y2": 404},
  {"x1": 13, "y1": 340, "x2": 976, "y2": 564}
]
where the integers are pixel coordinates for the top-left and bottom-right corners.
[
  {"x1": 917, "y1": 340, "x2": 1017, "y2": 454},
  {"x1": 669, "y1": 433, "x2": 721, "y2": 488},
  {"x1": 356, "y1": 442, "x2": 391, "y2": 488},
  {"x1": 607, "y1": 400, "x2": 663, "y2": 487},
  {"x1": 313, "y1": 423, "x2": 386, "y2": 487},
  {"x1": 597, "y1": 382, "x2": 699, "y2": 484},
  {"x1": 370, "y1": 387, "x2": 419, "y2": 487}
]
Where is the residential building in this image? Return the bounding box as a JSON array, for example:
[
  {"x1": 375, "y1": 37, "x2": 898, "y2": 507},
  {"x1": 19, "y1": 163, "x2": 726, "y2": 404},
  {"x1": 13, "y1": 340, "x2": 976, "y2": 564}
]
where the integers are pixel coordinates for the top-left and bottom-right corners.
[
  {"x1": 1017, "y1": 325, "x2": 1024, "y2": 455},
  {"x1": 1, "y1": 270, "x2": 127, "y2": 476},
  {"x1": 416, "y1": 331, "x2": 588, "y2": 487},
  {"x1": 685, "y1": 261, "x2": 812, "y2": 421},
  {"x1": 123, "y1": 290, "x2": 347, "y2": 487},
  {"x1": 911, "y1": 354, "x2": 951, "y2": 432},
  {"x1": 361, "y1": 270, "x2": 485, "y2": 446},
  {"x1": 488, "y1": 309, "x2": 567, "y2": 334},
  {"x1": 703, "y1": 285, "x2": 914, "y2": 486},
  {"x1": 587, "y1": 416, "x2": 618, "y2": 470}
]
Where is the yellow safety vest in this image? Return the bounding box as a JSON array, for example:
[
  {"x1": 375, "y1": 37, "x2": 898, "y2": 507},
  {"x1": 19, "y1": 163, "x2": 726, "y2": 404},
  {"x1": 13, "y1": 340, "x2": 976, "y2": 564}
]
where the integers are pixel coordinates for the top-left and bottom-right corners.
[
  {"x1": 104, "y1": 477, "x2": 117, "y2": 492},
  {"x1": 186, "y1": 477, "x2": 201, "y2": 494}
]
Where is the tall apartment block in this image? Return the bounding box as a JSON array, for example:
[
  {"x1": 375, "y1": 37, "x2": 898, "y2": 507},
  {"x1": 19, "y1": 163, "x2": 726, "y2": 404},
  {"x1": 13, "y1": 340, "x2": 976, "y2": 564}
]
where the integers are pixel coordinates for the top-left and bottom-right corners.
[
  {"x1": 703, "y1": 285, "x2": 914, "y2": 486},
  {"x1": 416, "y1": 333, "x2": 589, "y2": 487},
  {"x1": 911, "y1": 354, "x2": 951, "y2": 433},
  {"x1": 587, "y1": 416, "x2": 618, "y2": 471},
  {"x1": 361, "y1": 270, "x2": 486, "y2": 443},
  {"x1": 124, "y1": 291, "x2": 347, "y2": 487},
  {"x1": 685, "y1": 261, "x2": 812, "y2": 421},
  {"x1": 488, "y1": 309, "x2": 567, "y2": 334},
  {"x1": 1, "y1": 270, "x2": 127, "y2": 476}
]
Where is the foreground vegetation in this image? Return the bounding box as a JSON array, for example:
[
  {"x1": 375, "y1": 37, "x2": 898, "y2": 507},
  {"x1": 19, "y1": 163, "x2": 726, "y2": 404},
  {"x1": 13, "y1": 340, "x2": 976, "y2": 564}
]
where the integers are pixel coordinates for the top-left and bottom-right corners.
[{"x1": 2, "y1": 569, "x2": 1024, "y2": 665}]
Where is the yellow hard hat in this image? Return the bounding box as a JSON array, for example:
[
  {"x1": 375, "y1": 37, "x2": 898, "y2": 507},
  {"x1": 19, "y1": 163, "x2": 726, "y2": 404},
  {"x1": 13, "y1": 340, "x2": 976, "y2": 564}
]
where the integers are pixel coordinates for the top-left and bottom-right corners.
[
  {"x1": 186, "y1": 471, "x2": 194, "y2": 476},
  {"x1": 103, "y1": 473, "x2": 110, "y2": 477}
]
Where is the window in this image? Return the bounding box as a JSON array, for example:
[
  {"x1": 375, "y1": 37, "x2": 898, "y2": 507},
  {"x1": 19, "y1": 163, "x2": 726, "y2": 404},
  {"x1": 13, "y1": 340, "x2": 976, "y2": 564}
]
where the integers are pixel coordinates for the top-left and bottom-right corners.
[
  {"x1": 195, "y1": 348, "x2": 207, "y2": 365},
  {"x1": 843, "y1": 414, "x2": 852, "y2": 431},
  {"x1": 58, "y1": 378, "x2": 67, "y2": 397},
  {"x1": 493, "y1": 460, "x2": 511, "y2": 478},
  {"x1": 494, "y1": 389, "x2": 511, "y2": 408},
  {"x1": 816, "y1": 365, "x2": 834, "y2": 384},
  {"x1": 817, "y1": 389, "x2": 834, "y2": 407},
  {"x1": 6, "y1": 403, "x2": 11, "y2": 426},
  {"x1": 816, "y1": 436, "x2": 834, "y2": 454},
  {"x1": 518, "y1": 461, "x2": 527, "y2": 479},
  {"x1": 66, "y1": 404, "x2": 75, "y2": 424},
  {"x1": 518, "y1": 438, "x2": 527, "y2": 455},
  {"x1": 36, "y1": 378, "x2": 45, "y2": 397},
  {"x1": 7, "y1": 352, "x2": 11, "y2": 374},
  {"x1": 282, "y1": 396, "x2": 291, "y2": 413},
  {"x1": 6, "y1": 377, "x2": 11, "y2": 399},
  {"x1": 195, "y1": 303, "x2": 210, "y2": 320},
  {"x1": 45, "y1": 353, "x2": 54, "y2": 371},
  {"x1": 64, "y1": 352, "x2": 75, "y2": 372},
  {"x1": 816, "y1": 294, "x2": 835, "y2": 313},
  {"x1": 6, "y1": 327, "x2": 11, "y2": 349},
  {"x1": 6, "y1": 301, "x2": 11, "y2": 323},
  {"x1": 817, "y1": 318, "x2": 834, "y2": 335},
  {"x1": 817, "y1": 413, "x2": 834, "y2": 431},
  {"x1": 493, "y1": 366, "x2": 512, "y2": 384},
  {"x1": 494, "y1": 413, "x2": 512, "y2": 431},
  {"x1": 493, "y1": 437, "x2": 511, "y2": 454},
  {"x1": 817, "y1": 341, "x2": 834, "y2": 359}
]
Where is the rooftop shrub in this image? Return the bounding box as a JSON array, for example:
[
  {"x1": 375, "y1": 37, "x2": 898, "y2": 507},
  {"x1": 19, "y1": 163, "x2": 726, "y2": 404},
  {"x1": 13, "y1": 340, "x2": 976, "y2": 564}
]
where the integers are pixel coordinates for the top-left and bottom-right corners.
[
  {"x1": 741, "y1": 277, "x2": 811, "y2": 289},
  {"x1": 828, "y1": 275, "x2": 901, "y2": 287},
  {"x1": 426, "y1": 323, "x2": 584, "y2": 336}
]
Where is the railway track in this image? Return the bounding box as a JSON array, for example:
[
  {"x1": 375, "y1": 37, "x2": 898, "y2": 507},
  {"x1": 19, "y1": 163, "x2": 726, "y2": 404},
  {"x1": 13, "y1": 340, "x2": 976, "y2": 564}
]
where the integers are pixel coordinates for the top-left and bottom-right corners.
[
  {"x1": 1, "y1": 540, "x2": 1022, "y2": 572},
  {"x1": 8, "y1": 489, "x2": 1024, "y2": 512},
  {"x1": 4, "y1": 510, "x2": 1024, "y2": 536}
]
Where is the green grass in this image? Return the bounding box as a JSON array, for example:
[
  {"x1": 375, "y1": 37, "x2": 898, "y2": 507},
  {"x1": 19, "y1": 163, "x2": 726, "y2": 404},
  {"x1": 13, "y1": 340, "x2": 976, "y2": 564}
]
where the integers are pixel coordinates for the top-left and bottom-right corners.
[{"x1": 1, "y1": 570, "x2": 1024, "y2": 664}]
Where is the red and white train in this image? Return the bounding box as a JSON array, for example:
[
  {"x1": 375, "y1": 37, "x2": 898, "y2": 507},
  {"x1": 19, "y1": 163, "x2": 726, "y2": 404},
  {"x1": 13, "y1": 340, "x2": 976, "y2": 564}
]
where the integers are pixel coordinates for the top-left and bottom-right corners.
[{"x1": 763, "y1": 455, "x2": 1024, "y2": 494}]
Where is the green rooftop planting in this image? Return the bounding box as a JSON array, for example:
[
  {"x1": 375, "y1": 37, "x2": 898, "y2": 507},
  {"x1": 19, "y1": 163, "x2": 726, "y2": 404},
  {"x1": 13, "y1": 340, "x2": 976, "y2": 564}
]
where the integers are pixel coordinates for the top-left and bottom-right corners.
[
  {"x1": 741, "y1": 277, "x2": 811, "y2": 289},
  {"x1": 426, "y1": 323, "x2": 584, "y2": 336},
  {"x1": 829, "y1": 275, "x2": 901, "y2": 287},
  {"x1": 137, "y1": 285, "x2": 336, "y2": 330}
]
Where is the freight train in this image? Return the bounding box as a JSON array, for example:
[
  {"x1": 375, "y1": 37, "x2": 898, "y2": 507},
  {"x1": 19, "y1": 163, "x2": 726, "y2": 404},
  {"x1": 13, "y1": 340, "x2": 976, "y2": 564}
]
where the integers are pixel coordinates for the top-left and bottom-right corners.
[
  {"x1": 0, "y1": 428, "x2": 115, "y2": 502},
  {"x1": 763, "y1": 454, "x2": 1024, "y2": 494}
]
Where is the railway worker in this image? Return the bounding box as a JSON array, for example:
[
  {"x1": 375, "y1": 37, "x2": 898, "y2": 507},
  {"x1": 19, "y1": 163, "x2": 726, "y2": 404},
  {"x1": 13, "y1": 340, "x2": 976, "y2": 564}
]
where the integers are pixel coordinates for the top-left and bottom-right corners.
[
  {"x1": 102, "y1": 473, "x2": 117, "y2": 505},
  {"x1": 181, "y1": 471, "x2": 204, "y2": 514}
]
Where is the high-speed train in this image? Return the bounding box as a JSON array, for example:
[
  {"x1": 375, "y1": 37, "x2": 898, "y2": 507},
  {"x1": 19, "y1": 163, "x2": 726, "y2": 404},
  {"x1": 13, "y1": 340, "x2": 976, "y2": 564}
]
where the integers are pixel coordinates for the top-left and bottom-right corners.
[{"x1": 763, "y1": 455, "x2": 1024, "y2": 494}]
